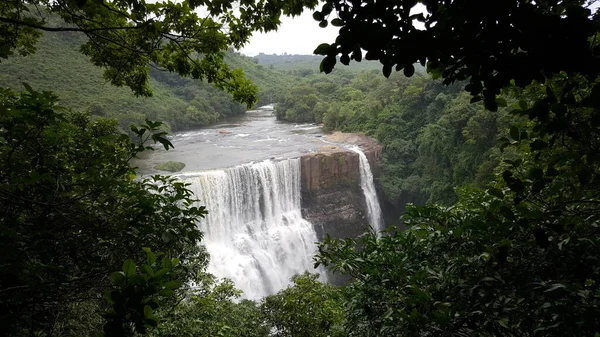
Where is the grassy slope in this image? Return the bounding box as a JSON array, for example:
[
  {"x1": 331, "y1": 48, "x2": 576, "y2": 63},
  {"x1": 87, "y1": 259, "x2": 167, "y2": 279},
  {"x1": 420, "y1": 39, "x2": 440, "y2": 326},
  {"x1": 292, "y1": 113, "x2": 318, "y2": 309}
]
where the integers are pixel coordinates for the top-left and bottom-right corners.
[
  {"x1": 0, "y1": 31, "x2": 300, "y2": 130},
  {"x1": 0, "y1": 31, "x2": 189, "y2": 124}
]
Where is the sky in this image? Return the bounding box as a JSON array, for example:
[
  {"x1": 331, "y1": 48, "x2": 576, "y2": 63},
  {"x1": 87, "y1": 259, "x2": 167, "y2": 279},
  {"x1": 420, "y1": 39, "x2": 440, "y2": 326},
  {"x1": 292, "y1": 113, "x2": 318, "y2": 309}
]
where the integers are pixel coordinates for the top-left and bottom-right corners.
[
  {"x1": 239, "y1": 11, "x2": 339, "y2": 56},
  {"x1": 239, "y1": 4, "x2": 427, "y2": 56}
]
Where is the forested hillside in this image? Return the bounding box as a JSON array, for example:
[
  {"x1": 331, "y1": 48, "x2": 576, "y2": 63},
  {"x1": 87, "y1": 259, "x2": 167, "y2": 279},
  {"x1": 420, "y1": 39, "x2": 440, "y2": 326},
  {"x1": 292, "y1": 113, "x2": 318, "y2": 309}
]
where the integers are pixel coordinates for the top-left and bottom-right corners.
[
  {"x1": 0, "y1": 31, "x2": 295, "y2": 132},
  {"x1": 275, "y1": 71, "x2": 523, "y2": 209}
]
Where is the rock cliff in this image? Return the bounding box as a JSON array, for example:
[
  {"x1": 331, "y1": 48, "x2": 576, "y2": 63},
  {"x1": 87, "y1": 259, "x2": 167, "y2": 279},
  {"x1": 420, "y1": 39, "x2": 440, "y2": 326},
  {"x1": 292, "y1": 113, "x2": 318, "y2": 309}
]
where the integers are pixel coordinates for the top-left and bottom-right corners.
[{"x1": 299, "y1": 133, "x2": 382, "y2": 241}]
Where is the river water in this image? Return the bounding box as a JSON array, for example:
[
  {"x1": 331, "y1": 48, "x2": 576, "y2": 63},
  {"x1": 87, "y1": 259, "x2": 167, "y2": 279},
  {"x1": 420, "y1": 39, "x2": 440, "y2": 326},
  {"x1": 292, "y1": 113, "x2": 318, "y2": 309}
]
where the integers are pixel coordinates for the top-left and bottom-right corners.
[
  {"x1": 135, "y1": 106, "x2": 383, "y2": 299},
  {"x1": 135, "y1": 105, "x2": 326, "y2": 174}
]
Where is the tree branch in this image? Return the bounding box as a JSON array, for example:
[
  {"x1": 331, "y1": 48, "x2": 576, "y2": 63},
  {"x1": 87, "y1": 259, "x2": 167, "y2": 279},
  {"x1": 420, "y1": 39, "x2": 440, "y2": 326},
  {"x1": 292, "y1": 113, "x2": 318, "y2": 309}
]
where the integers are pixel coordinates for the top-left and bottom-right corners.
[{"x1": 0, "y1": 16, "x2": 141, "y2": 33}]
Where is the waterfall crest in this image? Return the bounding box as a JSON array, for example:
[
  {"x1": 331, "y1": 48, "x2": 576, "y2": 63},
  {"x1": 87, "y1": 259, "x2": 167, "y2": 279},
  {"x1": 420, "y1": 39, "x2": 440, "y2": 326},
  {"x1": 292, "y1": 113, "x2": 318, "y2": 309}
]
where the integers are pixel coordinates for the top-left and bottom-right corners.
[
  {"x1": 350, "y1": 146, "x2": 384, "y2": 232},
  {"x1": 179, "y1": 158, "x2": 321, "y2": 299}
]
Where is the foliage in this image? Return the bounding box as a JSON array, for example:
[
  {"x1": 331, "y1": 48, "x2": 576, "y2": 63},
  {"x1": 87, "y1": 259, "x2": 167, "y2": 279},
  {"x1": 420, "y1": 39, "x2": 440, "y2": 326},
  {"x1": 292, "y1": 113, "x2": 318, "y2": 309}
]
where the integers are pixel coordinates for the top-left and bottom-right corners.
[
  {"x1": 0, "y1": 30, "x2": 302, "y2": 132},
  {"x1": 254, "y1": 53, "x2": 386, "y2": 74},
  {"x1": 102, "y1": 250, "x2": 183, "y2": 337},
  {"x1": 316, "y1": 105, "x2": 600, "y2": 335},
  {"x1": 318, "y1": 179, "x2": 600, "y2": 336},
  {"x1": 154, "y1": 161, "x2": 186, "y2": 173},
  {"x1": 0, "y1": 87, "x2": 207, "y2": 336},
  {"x1": 150, "y1": 276, "x2": 269, "y2": 337},
  {"x1": 0, "y1": 0, "x2": 324, "y2": 105},
  {"x1": 261, "y1": 273, "x2": 346, "y2": 337},
  {"x1": 311, "y1": 3, "x2": 600, "y2": 337},
  {"x1": 276, "y1": 70, "x2": 518, "y2": 206},
  {"x1": 275, "y1": 84, "x2": 326, "y2": 123},
  {"x1": 312, "y1": 0, "x2": 599, "y2": 111}
]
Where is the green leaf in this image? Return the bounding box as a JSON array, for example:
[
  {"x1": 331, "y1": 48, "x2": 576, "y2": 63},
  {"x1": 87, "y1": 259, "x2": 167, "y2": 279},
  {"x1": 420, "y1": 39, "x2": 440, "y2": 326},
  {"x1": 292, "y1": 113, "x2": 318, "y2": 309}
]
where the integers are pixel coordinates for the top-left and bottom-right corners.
[
  {"x1": 470, "y1": 95, "x2": 482, "y2": 103},
  {"x1": 141, "y1": 264, "x2": 154, "y2": 277},
  {"x1": 578, "y1": 167, "x2": 592, "y2": 185},
  {"x1": 22, "y1": 82, "x2": 33, "y2": 92},
  {"x1": 487, "y1": 188, "x2": 504, "y2": 199},
  {"x1": 519, "y1": 100, "x2": 528, "y2": 110},
  {"x1": 499, "y1": 206, "x2": 515, "y2": 220},
  {"x1": 403, "y1": 64, "x2": 415, "y2": 77},
  {"x1": 143, "y1": 305, "x2": 154, "y2": 319},
  {"x1": 340, "y1": 54, "x2": 350, "y2": 65},
  {"x1": 314, "y1": 43, "x2": 330, "y2": 56},
  {"x1": 320, "y1": 56, "x2": 336, "y2": 74},
  {"x1": 159, "y1": 289, "x2": 174, "y2": 296},
  {"x1": 496, "y1": 97, "x2": 507, "y2": 107},
  {"x1": 509, "y1": 125, "x2": 520, "y2": 141},
  {"x1": 544, "y1": 283, "x2": 566, "y2": 292},
  {"x1": 154, "y1": 268, "x2": 169, "y2": 278},
  {"x1": 383, "y1": 64, "x2": 392, "y2": 78},
  {"x1": 122, "y1": 259, "x2": 136, "y2": 278},
  {"x1": 528, "y1": 209, "x2": 543, "y2": 219},
  {"x1": 530, "y1": 139, "x2": 548, "y2": 151},
  {"x1": 531, "y1": 179, "x2": 547, "y2": 194},
  {"x1": 528, "y1": 168, "x2": 544, "y2": 180},
  {"x1": 164, "y1": 279, "x2": 182, "y2": 290},
  {"x1": 331, "y1": 18, "x2": 343, "y2": 27},
  {"x1": 143, "y1": 247, "x2": 156, "y2": 265},
  {"x1": 110, "y1": 272, "x2": 126, "y2": 285},
  {"x1": 161, "y1": 256, "x2": 172, "y2": 269}
]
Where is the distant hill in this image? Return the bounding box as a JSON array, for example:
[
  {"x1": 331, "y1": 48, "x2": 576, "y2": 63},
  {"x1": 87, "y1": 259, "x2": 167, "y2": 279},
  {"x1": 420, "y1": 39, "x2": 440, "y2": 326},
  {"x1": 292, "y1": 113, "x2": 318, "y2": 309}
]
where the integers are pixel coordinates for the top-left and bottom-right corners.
[
  {"x1": 253, "y1": 52, "x2": 427, "y2": 76},
  {"x1": 253, "y1": 53, "x2": 383, "y2": 74},
  {"x1": 0, "y1": 30, "x2": 296, "y2": 132}
]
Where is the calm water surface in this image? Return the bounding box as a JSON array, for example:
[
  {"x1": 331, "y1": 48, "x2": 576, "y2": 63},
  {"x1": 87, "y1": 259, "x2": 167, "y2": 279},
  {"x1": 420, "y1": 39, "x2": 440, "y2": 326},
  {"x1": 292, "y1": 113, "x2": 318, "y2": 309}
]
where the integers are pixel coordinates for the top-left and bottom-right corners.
[{"x1": 135, "y1": 106, "x2": 327, "y2": 174}]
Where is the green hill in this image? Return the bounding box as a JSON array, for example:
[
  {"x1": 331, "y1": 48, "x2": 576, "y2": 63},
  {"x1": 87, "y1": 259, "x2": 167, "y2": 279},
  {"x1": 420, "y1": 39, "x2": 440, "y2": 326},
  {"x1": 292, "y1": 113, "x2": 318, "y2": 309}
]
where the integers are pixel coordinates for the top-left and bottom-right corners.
[
  {"x1": 253, "y1": 53, "x2": 383, "y2": 74},
  {"x1": 0, "y1": 30, "x2": 297, "y2": 132}
]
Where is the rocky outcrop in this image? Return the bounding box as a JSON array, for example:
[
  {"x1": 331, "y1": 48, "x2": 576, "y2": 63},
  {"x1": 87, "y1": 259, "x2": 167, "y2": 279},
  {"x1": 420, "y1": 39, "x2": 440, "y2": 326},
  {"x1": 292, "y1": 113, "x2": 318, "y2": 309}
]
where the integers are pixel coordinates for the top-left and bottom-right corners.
[
  {"x1": 299, "y1": 133, "x2": 382, "y2": 241},
  {"x1": 300, "y1": 151, "x2": 366, "y2": 240}
]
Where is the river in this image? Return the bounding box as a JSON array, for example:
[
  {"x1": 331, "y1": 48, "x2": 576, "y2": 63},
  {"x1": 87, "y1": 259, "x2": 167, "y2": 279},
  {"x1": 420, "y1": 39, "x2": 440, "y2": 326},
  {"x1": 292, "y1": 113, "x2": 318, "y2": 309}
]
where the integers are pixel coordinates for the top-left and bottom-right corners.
[{"x1": 135, "y1": 105, "x2": 327, "y2": 174}]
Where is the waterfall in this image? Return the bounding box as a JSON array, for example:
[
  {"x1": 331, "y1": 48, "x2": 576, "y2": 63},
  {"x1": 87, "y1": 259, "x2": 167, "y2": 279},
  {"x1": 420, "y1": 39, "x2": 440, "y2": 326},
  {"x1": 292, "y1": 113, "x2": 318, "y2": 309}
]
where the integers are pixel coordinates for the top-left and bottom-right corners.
[
  {"x1": 179, "y1": 158, "x2": 322, "y2": 299},
  {"x1": 350, "y1": 146, "x2": 384, "y2": 232}
]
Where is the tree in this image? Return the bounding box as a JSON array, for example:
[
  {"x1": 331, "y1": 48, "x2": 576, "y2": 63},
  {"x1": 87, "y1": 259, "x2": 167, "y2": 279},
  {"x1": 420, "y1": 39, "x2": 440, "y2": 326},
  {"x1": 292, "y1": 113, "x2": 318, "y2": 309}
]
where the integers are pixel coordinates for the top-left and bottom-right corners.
[
  {"x1": 313, "y1": 0, "x2": 599, "y2": 111},
  {"x1": 151, "y1": 276, "x2": 269, "y2": 337},
  {"x1": 313, "y1": 1, "x2": 600, "y2": 336},
  {"x1": 0, "y1": 0, "x2": 320, "y2": 106},
  {"x1": 261, "y1": 273, "x2": 345, "y2": 337},
  {"x1": 0, "y1": 87, "x2": 208, "y2": 336}
]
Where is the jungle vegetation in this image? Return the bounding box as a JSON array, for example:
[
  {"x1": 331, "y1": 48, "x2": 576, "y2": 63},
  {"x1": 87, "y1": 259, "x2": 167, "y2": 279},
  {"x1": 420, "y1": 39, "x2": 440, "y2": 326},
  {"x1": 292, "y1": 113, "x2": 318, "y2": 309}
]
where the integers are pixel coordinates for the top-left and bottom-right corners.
[{"x1": 1, "y1": 0, "x2": 599, "y2": 337}]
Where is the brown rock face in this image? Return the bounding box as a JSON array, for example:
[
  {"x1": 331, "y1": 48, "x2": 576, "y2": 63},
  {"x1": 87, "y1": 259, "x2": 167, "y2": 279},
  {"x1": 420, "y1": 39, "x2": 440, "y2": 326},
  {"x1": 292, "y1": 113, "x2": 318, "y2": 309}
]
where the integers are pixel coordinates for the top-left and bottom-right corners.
[{"x1": 299, "y1": 145, "x2": 381, "y2": 241}]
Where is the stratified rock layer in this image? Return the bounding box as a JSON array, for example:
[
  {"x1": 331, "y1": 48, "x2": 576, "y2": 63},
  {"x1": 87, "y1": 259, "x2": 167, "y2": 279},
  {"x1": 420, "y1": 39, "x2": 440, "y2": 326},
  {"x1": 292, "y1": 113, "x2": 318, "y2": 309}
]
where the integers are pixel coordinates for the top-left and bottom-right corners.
[{"x1": 299, "y1": 134, "x2": 382, "y2": 241}]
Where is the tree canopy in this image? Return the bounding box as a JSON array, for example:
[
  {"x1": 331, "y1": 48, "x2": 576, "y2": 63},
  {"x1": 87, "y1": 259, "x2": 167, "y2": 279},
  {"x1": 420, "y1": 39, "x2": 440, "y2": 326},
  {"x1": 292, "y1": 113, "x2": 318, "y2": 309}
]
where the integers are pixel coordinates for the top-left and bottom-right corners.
[
  {"x1": 314, "y1": 0, "x2": 599, "y2": 110},
  {"x1": 0, "y1": 0, "x2": 318, "y2": 106}
]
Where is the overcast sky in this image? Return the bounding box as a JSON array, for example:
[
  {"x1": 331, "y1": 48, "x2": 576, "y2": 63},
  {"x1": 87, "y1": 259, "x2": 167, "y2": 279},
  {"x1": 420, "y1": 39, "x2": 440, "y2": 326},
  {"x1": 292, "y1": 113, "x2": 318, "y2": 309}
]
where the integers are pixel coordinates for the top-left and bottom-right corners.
[
  {"x1": 239, "y1": 4, "x2": 428, "y2": 56},
  {"x1": 239, "y1": 11, "x2": 339, "y2": 56},
  {"x1": 239, "y1": 2, "x2": 599, "y2": 56}
]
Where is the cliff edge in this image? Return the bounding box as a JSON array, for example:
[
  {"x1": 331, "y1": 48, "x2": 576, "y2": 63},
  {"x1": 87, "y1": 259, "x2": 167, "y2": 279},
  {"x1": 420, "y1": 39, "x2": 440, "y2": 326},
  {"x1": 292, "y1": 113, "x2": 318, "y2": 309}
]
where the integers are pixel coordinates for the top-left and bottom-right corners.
[{"x1": 300, "y1": 133, "x2": 382, "y2": 241}]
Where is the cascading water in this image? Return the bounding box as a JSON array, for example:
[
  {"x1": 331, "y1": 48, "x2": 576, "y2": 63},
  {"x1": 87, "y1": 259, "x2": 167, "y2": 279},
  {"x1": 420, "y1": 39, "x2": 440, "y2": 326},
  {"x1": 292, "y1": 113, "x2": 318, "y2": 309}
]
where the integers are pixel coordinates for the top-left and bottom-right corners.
[
  {"x1": 179, "y1": 158, "x2": 322, "y2": 299},
  {"x1": 350, "y1": 146, "x2": 384, "y2": 232}
]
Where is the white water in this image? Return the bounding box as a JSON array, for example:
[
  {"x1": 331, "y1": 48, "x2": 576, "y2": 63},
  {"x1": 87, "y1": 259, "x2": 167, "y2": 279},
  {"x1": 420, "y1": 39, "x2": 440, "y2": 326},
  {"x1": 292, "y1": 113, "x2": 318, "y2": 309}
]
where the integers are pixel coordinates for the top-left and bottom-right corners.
[
  {"x1": 179, "y1": 158, "x2": 322, "y2": 299},
  {"x1": 350, "y1": 146, "x2": 384, "y2": 232}
]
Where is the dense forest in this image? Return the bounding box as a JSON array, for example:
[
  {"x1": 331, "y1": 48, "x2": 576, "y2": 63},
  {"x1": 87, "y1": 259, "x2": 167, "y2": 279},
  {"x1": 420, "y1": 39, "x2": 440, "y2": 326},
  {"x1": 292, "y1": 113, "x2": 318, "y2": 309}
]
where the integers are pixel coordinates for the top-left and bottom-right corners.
[
  {"x1": 0, "y1": 29, "x2": 296, "y2": 133},
  {"x1": 2, "y1": 0, "x2": 600, "y2": 337},
  {"x1": 275, "y1": 70, "x2": 520, "y2": 208}
]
